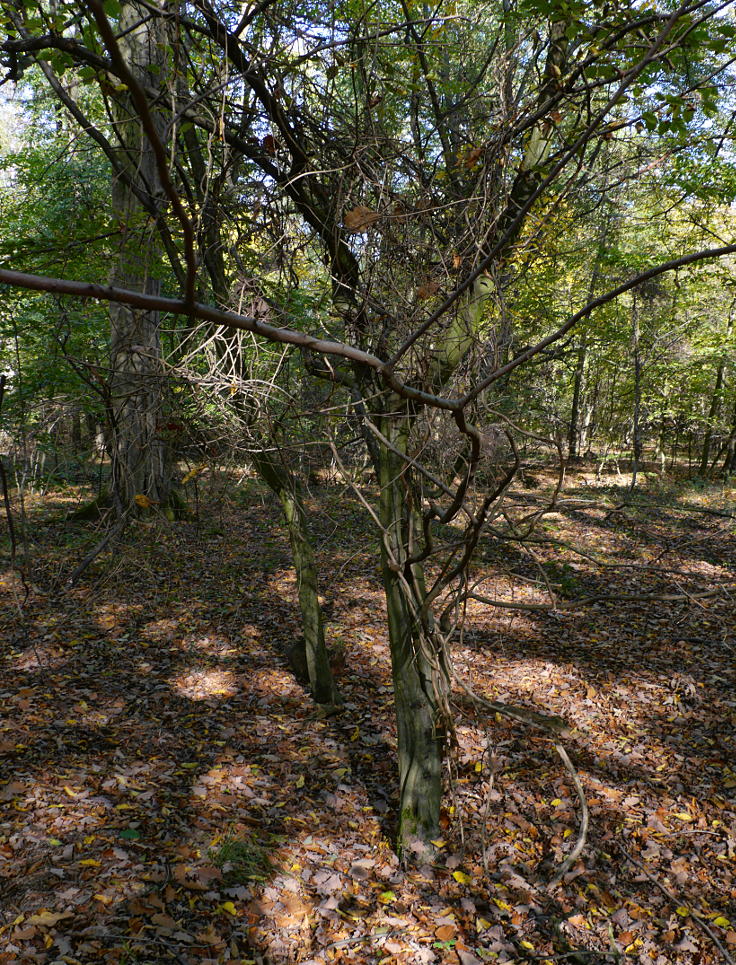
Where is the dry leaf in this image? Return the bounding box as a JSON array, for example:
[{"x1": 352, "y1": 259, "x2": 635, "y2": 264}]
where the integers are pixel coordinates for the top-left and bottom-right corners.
[
  {"x1": 151, "y1": 912, "x2": 178, "y2": 930},
  {"x1": 26, "y1": 910, "x2": 73, "y2": 927},
  {"x1": 417, "y1": 281, "x2": 440, "y2": 300},
  {"x1": 173, "y1": 863, "x2": 223, "y2": 891},
  {"x1": 344, "y1": 205, "x2": 380, "y2": 231}
]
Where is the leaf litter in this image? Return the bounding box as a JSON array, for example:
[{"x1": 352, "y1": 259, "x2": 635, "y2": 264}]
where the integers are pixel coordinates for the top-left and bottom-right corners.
[{"x1": 0, "y1": 469, "x2": 734, "y2": 964}]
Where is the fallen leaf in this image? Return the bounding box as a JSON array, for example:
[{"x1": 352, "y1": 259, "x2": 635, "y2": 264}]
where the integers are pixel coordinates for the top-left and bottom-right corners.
[{"x1": 26, "y1": 910, "x2": 73, "y2": 927}]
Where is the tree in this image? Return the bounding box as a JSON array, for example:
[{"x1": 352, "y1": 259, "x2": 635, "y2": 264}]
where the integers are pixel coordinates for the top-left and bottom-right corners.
[{"x1": 2, "y1": 0, "x2": 736, "y2": 858}]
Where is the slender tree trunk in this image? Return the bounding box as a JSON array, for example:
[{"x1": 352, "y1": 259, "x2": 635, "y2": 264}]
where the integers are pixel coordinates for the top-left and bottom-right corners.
[
  {"x1": 108, "y1": 1, "x2": 171, "y2": 513},
  {"x1": 700, "y1": 314, "x2": 733, "y2": 476},
  {"x1": 568, "y1": 330, "x2": 587, "y2": 461},
  {"x1": 629, "y1": 292, "x2": 642, "y2": 492},
  {"x1": 378, "y1": 410, "x2": 446, "y2": 857},
  {"x1": 251, "y1": 451, "x2": 338, "y2": 706},
  {"x1": 719, "y1": 395, "x2": 736, "y2": 477}
]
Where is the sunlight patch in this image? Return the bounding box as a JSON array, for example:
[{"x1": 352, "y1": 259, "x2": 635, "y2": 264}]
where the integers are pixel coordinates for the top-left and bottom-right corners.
[{"x1": 172, "y1": 668, "x2": 238, "y2": 699}]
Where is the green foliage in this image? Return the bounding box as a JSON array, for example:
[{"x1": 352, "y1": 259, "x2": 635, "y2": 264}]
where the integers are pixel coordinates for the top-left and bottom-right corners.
[{"x1": 210, "y1": 832, "x2": 273, "y2": 884}]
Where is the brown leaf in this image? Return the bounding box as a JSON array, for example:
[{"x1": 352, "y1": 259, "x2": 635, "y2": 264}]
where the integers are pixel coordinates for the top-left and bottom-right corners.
[
  {"x1": 344, "y1": 205, "x2": 380, "y2": 232},
  {"x1": 417, "y1": 281, "x2": 440, "y2": 300},
  {"x1": 151, "y1": 913, "x2": 178, "y2": 931},
  {"x1": 173, "y1": 863, "x2": 222, "y2": 891},
  {"x1": 436, "y1": 923, "x2": 456, "y2": 941},
  {"x1": 464, "y1": 146, "x2": 483, "y2": 168},
  {"x1": 0, "y1": 781, "x2": 27, "y2": 801},
  {"x1": 457, "y1": 949, "x2": 483, "y2": 965}
]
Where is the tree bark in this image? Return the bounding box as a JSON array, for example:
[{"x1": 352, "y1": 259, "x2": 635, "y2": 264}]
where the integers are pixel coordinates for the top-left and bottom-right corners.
[
  {"x1": 629, "y1": 291, "x2": 642, "y2": 491},
  {"x1": 251, "y1": 451, "x2": 339, "y2": 706},
  {"x1": 108, "y1": 1, "x2": 171, "y2": 513},
  {"x1": 567, "y1": 331, "x2": 587, "y2": 461},
  {"x1": 700, "y1": 313, "x2": 732, "y2": 476},
  {"x1": 378, "y1": 409, "x2": 446, "y2": 856}
]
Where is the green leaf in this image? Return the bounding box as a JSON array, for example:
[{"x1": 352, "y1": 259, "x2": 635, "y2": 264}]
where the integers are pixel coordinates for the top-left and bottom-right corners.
[{"x1": 119, "y1": 828, "x2": 140, "y2": 840}]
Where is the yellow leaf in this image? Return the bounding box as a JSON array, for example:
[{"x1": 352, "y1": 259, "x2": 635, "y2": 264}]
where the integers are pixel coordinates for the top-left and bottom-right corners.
[
  {"x1": 493, "y1": 897, "x2": 512, "y2": 912},
  {"x1": 295, "y1": 775, "x2": 305, "y2": 788},
  {"x1": 521, "y1": 940, "x2": 535, "y2": 950},
  {"x1": 378, "y1": 891, "x2": 396, "y2": 904},
  {"x1": 48, "y1": 838, "x2": 62, "y2": 846},
  {"x1": 182, "y1": 465, "x2": 206, "y2": 484},
  {"x1": 563, "y1": 828, "x2": 573, "y2": 839},
  {"x1": 714, "y1": 916, "x2": 731, "y2": 928},
  {"x1": 676, "y1": 906, "x2": 690, "y2": 917},
  {"x1": 452, "y1": 870, "x2": 472, "y2": 885},
  {"x1": 474, "y1": 762, "x2": 482, "y2": 773},
  {"x1": 672, "y1": 812, "x2": 693, "y2": 822},
  {"x1": 430, "y1": 839, "x2": 446, "y2": 848},
  {"x1": 220, "y1": 901, "x2": 237, "y2": 916},
  {"x1": 476, "y1": 917, "x2": 492, "y2": 930},
  {"x1": 94, "y1": 894, "x2": 113, "y2": 905},
  {"x1": 114, "y1": 803, "x2": 133, "y2": 810},
  {"x1": 134, "y1": 493, "x2": 153, "y2": 508},
  {"x1": 26, "y1": 910, "x2": 72, "y2": 926},
  {"x1": 63, "y1": 785, "x2": 78, "y2": 798},
  {"x1": 551, "y1": 798, "x2": 562, "y2": 807},
  {"x1": 79, "y1": 858, "x2": 100, "y2": 867}
]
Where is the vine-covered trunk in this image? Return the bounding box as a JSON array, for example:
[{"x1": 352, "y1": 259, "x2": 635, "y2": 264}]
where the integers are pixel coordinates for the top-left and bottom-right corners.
[
  {"x1": 108, "y1": 0, "x2": 171, "y2": 513},
  {"x1": 378, "y1": 412, "x2": 445, "y2": 856},
  {"x1": 251, "y1": 452, "x2": 338, "y2": 706}
]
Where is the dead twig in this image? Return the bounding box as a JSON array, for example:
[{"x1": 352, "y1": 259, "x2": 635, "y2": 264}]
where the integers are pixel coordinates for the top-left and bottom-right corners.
[
  {"x1": 615, "y1": 842, "x2": 735, "y2": 965},
  {"x1": 67, "y1": 512, "x2": 130, "y2": 587},
  {"x1": 548, "y1": 743, "x2": 589, "y2": 888}
]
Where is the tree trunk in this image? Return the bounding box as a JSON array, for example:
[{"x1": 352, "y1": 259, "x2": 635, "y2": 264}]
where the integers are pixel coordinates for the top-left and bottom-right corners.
[
  {"x1": 378, "y1": 410, "x2": 446, "y2": 857},
  {"x1": 567, "y1": 331, "x2": 587, "y2": 461},
  {"x1": 251, "y1": 451, "x2": 339, "y2": 706},
  {"x1": 108, "y1": 1, "x2": 171, "y2": 513},
  {"x1": 700, "y1": 314, "x2": 732, "y2": 476},
  {"x1": 629, "y1": 292, "x2": 642, "y2": 492}
]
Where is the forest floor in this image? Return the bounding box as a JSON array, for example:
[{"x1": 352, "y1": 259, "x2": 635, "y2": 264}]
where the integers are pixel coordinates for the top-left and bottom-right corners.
[{"x1": 1, "y1": 466, "x2": 735, "y2": 965}]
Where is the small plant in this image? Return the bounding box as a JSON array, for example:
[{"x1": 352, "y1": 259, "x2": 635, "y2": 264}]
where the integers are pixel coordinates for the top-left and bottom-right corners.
[
  {"x1": 210, "y1": 832, "x2": 273, "y2": 884},
  {"x1": 543, "y1": 560, "x2": 579, "y2": 597}
]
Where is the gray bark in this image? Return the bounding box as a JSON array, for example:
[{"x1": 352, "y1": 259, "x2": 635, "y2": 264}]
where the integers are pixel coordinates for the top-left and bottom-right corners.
[
  {"x1": 251, "y1": 451, "x2": 339, "y2": 706},
  {"x1": 108, "y1": 1, "x2": 171, "y2": 511},
  {"x1": 378, "y1": 410, "x2": 446, "y2": 856}
]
